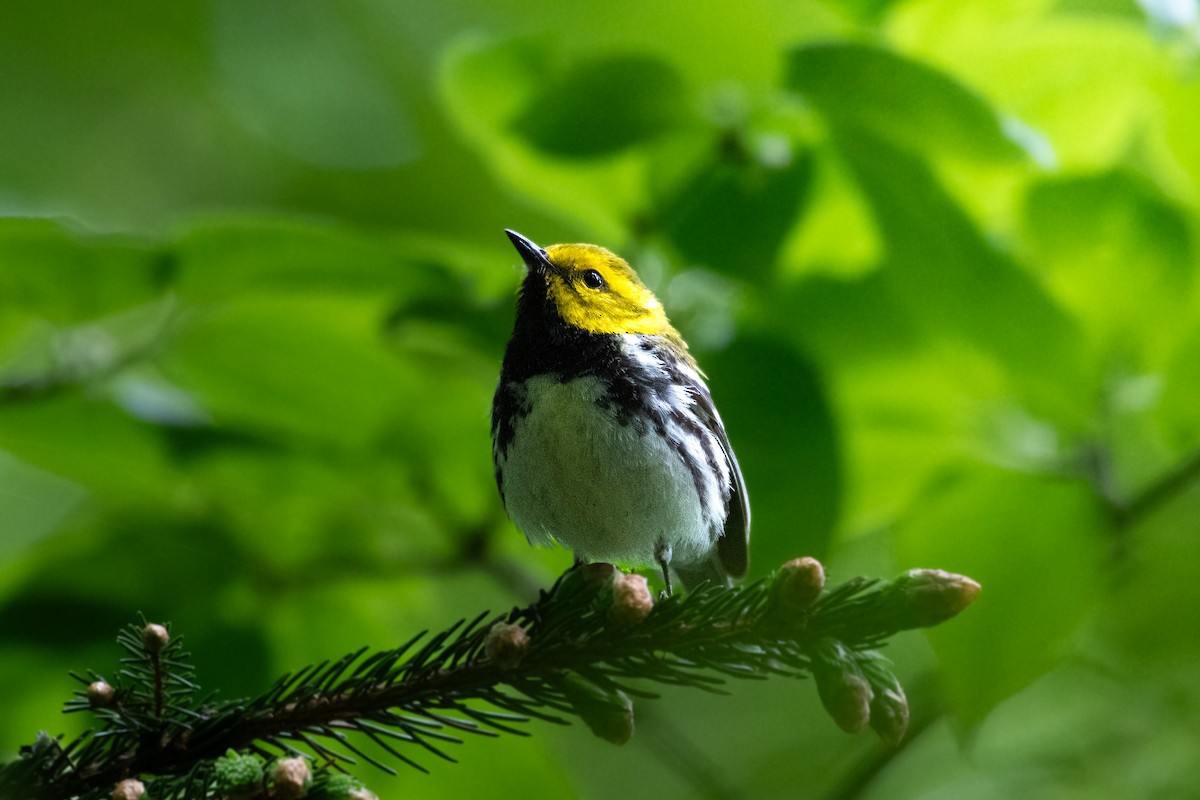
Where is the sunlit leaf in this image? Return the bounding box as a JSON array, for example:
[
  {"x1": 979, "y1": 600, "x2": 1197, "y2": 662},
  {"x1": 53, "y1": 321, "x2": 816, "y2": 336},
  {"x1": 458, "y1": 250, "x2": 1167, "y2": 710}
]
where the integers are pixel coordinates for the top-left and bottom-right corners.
[
  {"x1": 895, "y1": 465, "x2": 1106, "y2": 726},
  {"x1": 834, "y1": 129, "x2": 1089, "y2": 411},
  {"x1": 787, "y1": 42, "x2": 1033, "y2": 162},
  {"x1": 1021, "y1": 170, "x2": 1195, "y2": 359},
  {"x1": 778, "y1": 144, "x2": 882, "y2": 279}
]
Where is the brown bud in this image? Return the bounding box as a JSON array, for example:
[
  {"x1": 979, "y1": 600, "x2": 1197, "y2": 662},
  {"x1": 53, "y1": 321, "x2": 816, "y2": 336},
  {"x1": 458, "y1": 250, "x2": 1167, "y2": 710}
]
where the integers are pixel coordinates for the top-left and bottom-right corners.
[
  {"x1": 270, "y1": 757, "x2": 311, "y2": 799},
  {"x1": 142, "y1": 623, "x2": 169, "y2": 654},
  {"x1": 607, "y1": 572, "x2": 654, "y2": 628},
  {"x1": 896, "y1": 569, "x2": 981, "y2": 627},
  {"x1": 112, "y1": 778, "x2": 145, "y2": 800},
  {"x1": 771, "y1": 557, "x2": 826, "y2": 614},
  {"x1": 88, "y1": 680, "x2": 116, "y2": 708},
  {"x1": 484, "y1": 621, "x2": 530, "y2": 670}
]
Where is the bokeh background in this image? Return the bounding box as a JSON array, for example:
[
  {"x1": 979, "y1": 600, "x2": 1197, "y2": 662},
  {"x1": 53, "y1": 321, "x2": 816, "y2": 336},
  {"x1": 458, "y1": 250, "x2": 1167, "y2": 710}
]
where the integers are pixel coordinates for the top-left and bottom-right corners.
[{"x1": 3, "y1": 0, "x2": 1200, "y2": 797}]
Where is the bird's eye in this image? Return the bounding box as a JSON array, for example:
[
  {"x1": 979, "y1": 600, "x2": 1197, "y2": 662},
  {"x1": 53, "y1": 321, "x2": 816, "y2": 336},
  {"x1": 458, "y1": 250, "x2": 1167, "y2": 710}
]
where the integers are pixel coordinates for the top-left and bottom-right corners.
[{"x1": 581, "y1": 269, "x2": 606, "y2": 290}]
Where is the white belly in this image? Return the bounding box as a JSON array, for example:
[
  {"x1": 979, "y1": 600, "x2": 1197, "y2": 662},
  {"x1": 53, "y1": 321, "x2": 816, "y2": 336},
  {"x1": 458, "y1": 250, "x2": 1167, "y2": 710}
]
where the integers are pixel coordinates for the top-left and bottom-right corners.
[{"x1": 497, "y1": 375, "x2": 714, "y2": 567}]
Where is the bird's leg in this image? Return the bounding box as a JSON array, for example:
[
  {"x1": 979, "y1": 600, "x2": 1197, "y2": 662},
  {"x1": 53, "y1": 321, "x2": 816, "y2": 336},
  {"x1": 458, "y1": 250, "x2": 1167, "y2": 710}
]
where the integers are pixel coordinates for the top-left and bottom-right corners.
[{"x1": 655, "y1": 538, "x2": 674, "y2": 596}]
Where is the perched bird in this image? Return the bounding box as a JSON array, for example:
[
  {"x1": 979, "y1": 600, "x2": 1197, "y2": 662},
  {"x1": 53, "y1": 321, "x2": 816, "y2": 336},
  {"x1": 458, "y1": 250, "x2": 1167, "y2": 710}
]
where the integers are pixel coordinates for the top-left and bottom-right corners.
[{"x1": 491, "y1": 230, "x2": 749, "y2": 593}]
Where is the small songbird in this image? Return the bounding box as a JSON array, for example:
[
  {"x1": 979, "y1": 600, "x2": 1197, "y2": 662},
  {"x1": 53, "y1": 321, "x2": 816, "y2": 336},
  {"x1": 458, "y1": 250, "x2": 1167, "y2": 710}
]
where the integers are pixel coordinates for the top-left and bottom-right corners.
[{"x1": 491, "y1": 230, "x2": 749, "y2": 593}]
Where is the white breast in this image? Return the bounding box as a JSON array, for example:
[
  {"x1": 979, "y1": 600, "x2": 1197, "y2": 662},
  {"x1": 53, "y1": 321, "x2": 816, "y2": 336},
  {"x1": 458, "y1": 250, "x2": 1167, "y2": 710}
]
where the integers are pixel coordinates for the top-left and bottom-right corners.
[{"x1": 496, "y1": 374, "x2": 716, "y2": 568}]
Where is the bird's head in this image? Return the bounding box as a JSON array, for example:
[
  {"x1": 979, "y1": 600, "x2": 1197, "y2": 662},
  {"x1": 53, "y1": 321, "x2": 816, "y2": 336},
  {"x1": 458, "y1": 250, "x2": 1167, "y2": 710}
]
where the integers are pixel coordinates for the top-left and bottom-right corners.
[{"x1": 505, "y1": 229, "x2": 674, "y2": 337}]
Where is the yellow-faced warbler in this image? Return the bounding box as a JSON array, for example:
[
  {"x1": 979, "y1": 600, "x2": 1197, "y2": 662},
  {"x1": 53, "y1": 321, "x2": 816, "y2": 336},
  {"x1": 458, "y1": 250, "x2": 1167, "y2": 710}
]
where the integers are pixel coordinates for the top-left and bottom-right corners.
[{"x1": 492, "y1": 230, "x2": 749, "y2": 593}]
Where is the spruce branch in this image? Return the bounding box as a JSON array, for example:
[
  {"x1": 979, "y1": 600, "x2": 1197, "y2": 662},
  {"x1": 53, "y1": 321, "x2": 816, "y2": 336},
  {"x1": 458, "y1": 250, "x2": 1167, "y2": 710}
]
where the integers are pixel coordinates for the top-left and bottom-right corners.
[{"x1": 0, "y1": 558, "x2": 980, "y2": 800}]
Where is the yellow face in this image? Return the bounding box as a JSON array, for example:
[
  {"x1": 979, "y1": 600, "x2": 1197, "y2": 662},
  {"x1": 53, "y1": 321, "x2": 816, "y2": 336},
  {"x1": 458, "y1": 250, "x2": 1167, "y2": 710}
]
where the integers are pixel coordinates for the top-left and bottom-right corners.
[{"x1": 542, "y1": 243, "x2": 672, "y2": 336}]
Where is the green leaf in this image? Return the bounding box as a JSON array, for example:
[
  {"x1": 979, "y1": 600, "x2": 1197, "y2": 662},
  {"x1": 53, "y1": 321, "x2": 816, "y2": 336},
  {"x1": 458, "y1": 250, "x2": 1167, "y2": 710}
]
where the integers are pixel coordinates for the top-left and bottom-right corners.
[
  {"x1": 894, "y1": 466, "x2": 1106, "y2": 727},
  {"x1": 0, "y1": 296, "x2": 179, "y2": 398},
  {"x1": 1021, "y1": 170, "x2": 1195, "y2": 359},
  {"x1": 835, "y1": 129, "x2": 1088, "y2": 410},
  {"x1": 822, "y1": 0, "x2": 905, "y2": 23},
  {"x1": 0, "y1": 218, "x2": 159, "y2": 321},
  {"x1": 0, "y1": 451, "x2": 86, "y2": 594},
  {"x1": 1158, "y1": 323, "x2": 1200, "y2": 454},
  {"x1": 511, "y1": 54, "x2": 691, "y2": 158},
  {"x1": 786, "y1": 41, "x2": 1034, "y2": 162},
  {"x1": 778, "y1": 143, "x2": 883, "y2": 279},
  {"x1": 162, "y1": 296, "x2": 412, "y2": 449},
  {"x1": 439, "y1": 33, "x2": 657, "y2": 239},
  {"x1": 211, "y1": 0, "x2": 420, "y2": 169},
  {"x1": 171, "y1": 218, "x2": 442, "y2": 300},
  {"x1": 659, "y1": 138, "x2": 815, "y2": 279},
  {"x1": 0, "y1": 394, "x2": 169, "y2": 501},
  {"x1": 703, "y1": 336, "x2": 840, "y2": 569},
  {"x1": 931, "y1": 16, "x2": 1164, "y2": 172}
]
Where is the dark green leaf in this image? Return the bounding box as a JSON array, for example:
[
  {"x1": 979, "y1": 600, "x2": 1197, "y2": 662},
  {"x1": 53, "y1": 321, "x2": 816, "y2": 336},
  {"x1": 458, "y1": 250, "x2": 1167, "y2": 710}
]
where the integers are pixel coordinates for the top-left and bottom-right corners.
[
  {"x1": 659, "y1": 138, "x2": 815, "y2": 279},
  {"x1": 704, "y1": 336, "x2": 840, "y2": 569},
  {"x1": 511, "y1": 54, "x2": 691, "y2": 158}
]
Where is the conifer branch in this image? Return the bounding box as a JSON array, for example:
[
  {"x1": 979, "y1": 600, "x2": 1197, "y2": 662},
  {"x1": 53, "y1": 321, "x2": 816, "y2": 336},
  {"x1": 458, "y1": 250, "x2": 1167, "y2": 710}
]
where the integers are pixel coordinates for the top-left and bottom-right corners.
[{"x1": 0, "y1": 558, "x2": 979, "y2": 800}]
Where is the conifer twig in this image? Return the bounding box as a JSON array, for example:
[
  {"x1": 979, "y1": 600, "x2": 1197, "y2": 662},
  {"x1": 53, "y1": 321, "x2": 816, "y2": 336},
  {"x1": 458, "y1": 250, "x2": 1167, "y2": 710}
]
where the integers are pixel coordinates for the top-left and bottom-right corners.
[{"x1": 0, "y1": 558, "x2": 979, "y2": 800}]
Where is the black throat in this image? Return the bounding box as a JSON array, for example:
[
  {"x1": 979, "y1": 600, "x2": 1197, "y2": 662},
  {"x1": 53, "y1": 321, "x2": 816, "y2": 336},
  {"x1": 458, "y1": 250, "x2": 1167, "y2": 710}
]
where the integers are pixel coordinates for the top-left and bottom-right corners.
[{"x1": 500, "y1": 270, "x2": 620, "y2": 384}]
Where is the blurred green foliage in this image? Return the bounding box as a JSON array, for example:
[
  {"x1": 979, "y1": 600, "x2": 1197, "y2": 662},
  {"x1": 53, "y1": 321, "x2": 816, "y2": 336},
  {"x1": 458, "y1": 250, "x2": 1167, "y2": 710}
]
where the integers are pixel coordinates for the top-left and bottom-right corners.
[{"x1": 3, "y1": 0, "x2": 1200, "y2": 797}]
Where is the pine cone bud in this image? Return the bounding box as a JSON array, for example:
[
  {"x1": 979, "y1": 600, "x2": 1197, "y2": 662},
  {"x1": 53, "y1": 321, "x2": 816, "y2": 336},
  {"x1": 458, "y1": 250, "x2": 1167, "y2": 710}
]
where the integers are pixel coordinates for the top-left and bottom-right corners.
[
  {"x1": 484, "y1": 621, "x2": 530, "y2": 669},
  {"x1": 213, "y1": 749, "x2": 264, "y2": 799},
  {"x1": 321, "y1": 775, "x2": 377, "y2": 800},
  {"x1": 112, "y1": 779, "x2": 145, "y2": 800},
  {"x1": 811, "y1": 639, "x2": 873, "y2": 734},
  {"x1": 770, "y1": 557, "x2": 826, "y2": 613},
  {"x1": 562, "y1": 672, "x2": 635, "y2": 745},
  {"x1": 88, "y1": 680, "x2": 116, "y2": 708},
  {"x1": 868, "y1": 677, "x2": 910, "y2": 747},
  {"x1": 270, "y1": 757, "x2": 311, "y2": 799},
  {"x1": 892, "y1": 569, "x2": 981, "y2": 628},
  {"x1": 555, "y1": 561, "x2": 618, "y2": 600},
  {"x1": 141, "y1": 623, "x2": 170, "y2": 654},
  {"x1": 580, "y1": 562, "x2": 619, "y2": 585},
  {"x1": 607, "y1": 572, "x2": 654, "y2": 628}
]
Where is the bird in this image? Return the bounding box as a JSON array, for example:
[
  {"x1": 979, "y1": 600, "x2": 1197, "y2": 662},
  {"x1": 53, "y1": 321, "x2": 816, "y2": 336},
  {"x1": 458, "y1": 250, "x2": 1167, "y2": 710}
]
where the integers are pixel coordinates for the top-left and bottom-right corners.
[{"x1": 491, "y1": 229, "x2": 749, "y2": 594}]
